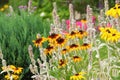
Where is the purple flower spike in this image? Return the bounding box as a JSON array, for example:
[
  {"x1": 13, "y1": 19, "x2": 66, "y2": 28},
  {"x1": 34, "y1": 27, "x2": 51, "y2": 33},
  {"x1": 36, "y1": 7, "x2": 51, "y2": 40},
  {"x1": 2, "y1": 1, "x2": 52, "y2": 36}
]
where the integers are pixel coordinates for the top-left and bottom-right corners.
[{"x1": 18, "y1": 5, "x2": 24, "y2": 9}]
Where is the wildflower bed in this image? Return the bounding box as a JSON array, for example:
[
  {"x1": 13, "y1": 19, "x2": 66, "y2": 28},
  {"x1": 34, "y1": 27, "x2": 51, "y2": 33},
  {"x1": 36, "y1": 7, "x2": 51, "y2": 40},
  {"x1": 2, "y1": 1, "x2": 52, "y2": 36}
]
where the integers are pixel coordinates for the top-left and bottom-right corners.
[
  {"x1": 0, "y1": 0, "x2": 120, "y2": 80},
  {"x1": 28, "y1": 2, "x2": 120, "y2": 80}
]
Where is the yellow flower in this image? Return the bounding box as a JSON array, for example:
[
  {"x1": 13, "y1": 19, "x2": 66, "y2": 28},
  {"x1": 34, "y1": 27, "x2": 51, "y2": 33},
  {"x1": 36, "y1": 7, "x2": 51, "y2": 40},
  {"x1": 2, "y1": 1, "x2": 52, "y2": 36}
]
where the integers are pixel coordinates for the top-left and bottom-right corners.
[
  {"x1": 4, "y1": 4, "x2": 9, "y2": 9},
  {"x1": 48, "y1": 33, "x2": 61, "y2": 42},
  {"x1": 44, "y1": 45, "x2": 54, "y2": 55},
  {"x1": 0, "y1": 8, "x2": 4, "y2": 11},
  {"x1": 13, "y1": 67, "x2": 23, "y2": 74},
  {"x1": 100, "y1": 27, "x2": 120, "y2": 42},
  {"x1": 100, "y1": 27, "x2": 117, "y2": 33},
  {"x1": 58, "y1": 59, "x2": 67, "y2": 68},
  {"x1": 76, "y1": 30, "x2": 87, "y2": 39},
  {"x1": 81, "y1": 19, "x2": 87, "y2": 24},
  {"x1": 5, "y1": 74, "x2": 19, "y2": 80},
  {"x1": 80, "y1": 43, "x2": 91, "y2": 50},
  {"x1": 107, "y1": 32, "x2": 120, "y2": 42},
  {"x1": 2, "y1": 65, "x2": 23, "y2": 74},
  {"x1": 105, "y1": 3, "x2": 120, "y2": 18},
  {"x1": 1, "y1": 65, "x2": 22, "y2": 80},
  {"x1": 32, "y1": 37, "x2": 46, "y2": 47},
  {"x1": 55, "y1": 37, "x2": 66, "y2": 47},
  {"x1": 73, "y1": 56, "x2": 82, "y2": 63},
  {"x1": 66, "y1": 31, "x2": 77, "y2": 39},
  {"x1": 67, "y1": 44, "x2": 80, "y2": 52},
  {"x1": 9, "y1": 65, "x2": 16, "y2": 69},
  {"x1": 61, "y1": 48, "x2": 68, "y2": 55},
  {"x1": 1, "y1": 66, "x2": 14, "y2": 73},
  {"x1": 70, "y1": 72, "x2": 86, "y2": 80},
  {"x1": 100, "y1": 27, "x2": 111, "y2": 40}
]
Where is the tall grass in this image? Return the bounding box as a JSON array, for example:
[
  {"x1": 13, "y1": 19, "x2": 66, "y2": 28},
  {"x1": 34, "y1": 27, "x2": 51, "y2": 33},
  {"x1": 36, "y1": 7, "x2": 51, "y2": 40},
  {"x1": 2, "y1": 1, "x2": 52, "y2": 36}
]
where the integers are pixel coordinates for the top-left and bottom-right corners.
[{"x1": 0, "y1": 11, "x2": 50, "y2": 80}]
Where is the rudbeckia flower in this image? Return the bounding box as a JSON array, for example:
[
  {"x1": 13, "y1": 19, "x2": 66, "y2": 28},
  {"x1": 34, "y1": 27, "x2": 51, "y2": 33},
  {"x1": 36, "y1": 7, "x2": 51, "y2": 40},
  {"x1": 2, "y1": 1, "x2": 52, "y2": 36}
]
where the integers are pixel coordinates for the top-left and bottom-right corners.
[
  {"x1": 58, "y1": 59, "x2": 67, "y2": 68},
  {"x1": 67, "y1": 44, "x2": 80, "y2": 52},
  {"x1": 76, "y1": 30, "x2": 87, "y2": 39},
  {"x1": 55, "y1": 37, "x2": 66, "y2": 47},
  {"x1": 1, "y1": 65, "x2": 14, "y2": 73},
  {"x1": 44, "y1": 45, "x2": 54, "y2": 55},
  {"x1": 100, "y1": 28, "x2": 112, "y2": 40},
  {"x1": 100, "y1": 27, "x2": 120, "y2": 42},
  {"x1": 48, "y1": 33, "x2": 61, "y2": 43},
  {"x1": 105, "y1": 3, "x2": 120, "y2": 18},
  {"x1": 4, "y1": 4, "x2": 9, "y2": 9},
  {"x1": 80, "y1": 43, "x2": 91, "y2": 50},
  {"x1": 0, "y1": 8, "x2": 4, "y2": 11},
  {"x1": 66, "y1": 31, "x2": 77, "y2": 39},
  {"x1": 70, "y1": 72, "x2": 86, "y2": 80},
  {"x1": 13, "y1": 67, "x2": 23, "y2": 74},
  {"x1": 32, "y1": 36, "x2": 46, "y2": 47},
  {"x1": 61, "y1": 48, "x2": 68, "y2": 55},
  {"x1": 107, "y1": 32, "x2": 120, "y2": 42},
  {"x1": 5, "y1": 74, "x2": 19, "y2": 80},
  {"x1": 73, "y1": 56, "x2": 82, "y2": 63}
]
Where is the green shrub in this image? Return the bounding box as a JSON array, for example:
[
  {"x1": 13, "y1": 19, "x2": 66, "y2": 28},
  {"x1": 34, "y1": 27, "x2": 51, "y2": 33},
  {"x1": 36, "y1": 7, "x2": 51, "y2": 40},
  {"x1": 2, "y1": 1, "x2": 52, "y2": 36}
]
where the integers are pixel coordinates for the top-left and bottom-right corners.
[
  {"x1": 0, "y1": 11, "x2": 50, "y2": 80},
  {"x1": 9, "y1": 0, "x2": 29, "y2": 12}
]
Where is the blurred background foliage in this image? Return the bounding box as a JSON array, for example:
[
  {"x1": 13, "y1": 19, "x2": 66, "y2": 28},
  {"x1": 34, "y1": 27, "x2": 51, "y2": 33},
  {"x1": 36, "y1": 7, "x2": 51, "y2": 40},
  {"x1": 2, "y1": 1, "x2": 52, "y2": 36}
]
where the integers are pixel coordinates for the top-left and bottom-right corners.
[
  {"x1": 0, "y1": 0, "x2": 115, "y2": 19},
  {"x1": 0, "y1": 11, "x2": 50, "y2": 79}
]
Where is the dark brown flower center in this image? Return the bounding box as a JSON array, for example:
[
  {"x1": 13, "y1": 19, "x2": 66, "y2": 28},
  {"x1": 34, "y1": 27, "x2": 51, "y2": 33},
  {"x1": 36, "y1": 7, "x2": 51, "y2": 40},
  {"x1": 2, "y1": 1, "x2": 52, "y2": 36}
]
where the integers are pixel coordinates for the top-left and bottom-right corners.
[
  {"x1": 114, "y1": 7, "x2": 116, "y2": 9},
  {"x1": 79, "y1": 30, "x2": 84, "y2": 34},
  {"x1": 56, "y1": 37, "x2": 65, "y2": 44},
  {"x1": 70, "y1": 44, "x2": 78, "y2": 48},
  {"x1": 36, "y1": 38, "x2": 42, "y2": 43},
  {"x1": 75, "y1": 73, "x2": 79, "y2": 76},
  {"x1": 49, "y1": 33, "x2": 58, "y2": 38},
  {"x1": 106, "y1": 29, "x2": 111, "y2": 33},
  {"x1": 70, "y1": 31, "x2": 76, "y2": 35},
  {"x1": 62, "y1": 48, "x2": 67, "y2": 51},
  {"x1": 82, "y1": 43, "x2": 89, "y2": 46},
  {"x1": 46, "y1": 46, "x2": 53, "y2": 51},
  {"x1": 112, "y1": 34, "x2": 116, "y2": 36},
  {"x1": 73, "y1": 56, "x2": 79, "y2": 59},
  {"x1": 59, "y1": 60, "x2": 65, "y2": 66},
  {"x1": 118, "y1": 6, "x2": 120, "y2": 8}
]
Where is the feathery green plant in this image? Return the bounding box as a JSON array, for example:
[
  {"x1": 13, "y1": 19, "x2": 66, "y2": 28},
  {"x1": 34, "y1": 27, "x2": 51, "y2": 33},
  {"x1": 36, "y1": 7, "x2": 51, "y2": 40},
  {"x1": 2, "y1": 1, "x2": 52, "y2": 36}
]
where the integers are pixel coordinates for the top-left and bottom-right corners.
[{"x1": 0, "y1": 11, "x2": 50, "y2": 80}]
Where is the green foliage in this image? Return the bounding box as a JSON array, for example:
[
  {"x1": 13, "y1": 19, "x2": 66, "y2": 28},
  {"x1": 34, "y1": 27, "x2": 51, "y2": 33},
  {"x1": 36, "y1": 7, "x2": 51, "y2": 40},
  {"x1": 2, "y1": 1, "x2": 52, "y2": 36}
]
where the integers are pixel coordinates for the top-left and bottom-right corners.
[
  {"x1": 0, "y1": 11, "x2": 50, "y2": 80},
  {"x1": 34, "y1": 0, "x2": 70, "y2": 19},
  {"x1": 0, "y1": 0, "x2": 116, "y2": 19},
  {"x1": 32, "y1": 0, "x2": 116, "y2": 19},
  {"x1": 9, "y1": 0, "x2": 29, "y2": 12}
]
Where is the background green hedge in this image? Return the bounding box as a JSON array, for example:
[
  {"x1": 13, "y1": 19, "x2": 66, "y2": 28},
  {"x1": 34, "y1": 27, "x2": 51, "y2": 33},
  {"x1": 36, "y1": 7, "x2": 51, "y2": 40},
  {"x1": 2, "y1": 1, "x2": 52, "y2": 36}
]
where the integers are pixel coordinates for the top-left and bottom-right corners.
[{"x1": 0, "y1": 11, "x2": 50, "y2": 80}]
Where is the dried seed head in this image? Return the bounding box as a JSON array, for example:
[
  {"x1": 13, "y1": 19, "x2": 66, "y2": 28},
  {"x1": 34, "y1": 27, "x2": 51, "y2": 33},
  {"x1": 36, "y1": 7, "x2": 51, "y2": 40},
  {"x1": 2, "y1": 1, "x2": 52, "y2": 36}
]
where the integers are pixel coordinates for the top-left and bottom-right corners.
[
  {"x1": 29, "y1": 64, "x2": 35, "y2": 74},
  {"x1": 28, "y1": 0, "x2": 32, "y2": 12},
  {"x1": 2, "y1": 59, "x2": 7, "y2": 67},
  {"x1": 28, "y1": 45, "x2": 34, "y2": 58},
  {"x1": 9, "y1": 6, "x2": 14, "y2": 14},
  {"x1": 69, "y1": 3, "x2": 74, "y2": 20},
  {"x1": 104, "y1": 0, "x2": 109, "y2": 12},
  {"x1": 0, "y1": 48, "x2": 3, "y2": 59}
]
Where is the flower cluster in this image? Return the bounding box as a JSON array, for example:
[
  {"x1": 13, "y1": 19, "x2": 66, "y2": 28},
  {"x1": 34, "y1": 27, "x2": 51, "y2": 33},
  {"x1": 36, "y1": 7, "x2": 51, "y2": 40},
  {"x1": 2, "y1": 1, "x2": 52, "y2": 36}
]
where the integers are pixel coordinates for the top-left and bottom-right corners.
[
  {"x1": 0, "y1": 4, "x2": 9, "y2": 12},
  {"x1": 33, "y1": 30, "x2": 90, "y2": 56},
  {"x1": 1, "y1": 65, "x2": 23, "y2": 80},
  {"x1": 100, "y1": 27, "x2": 120, "y2": 42},
  {"x1": 32, "y1": 29, "x2": 91, "y2": 79},
  {"x1": 105, "y1": 3, "x2": 120, "y2": 18}
]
